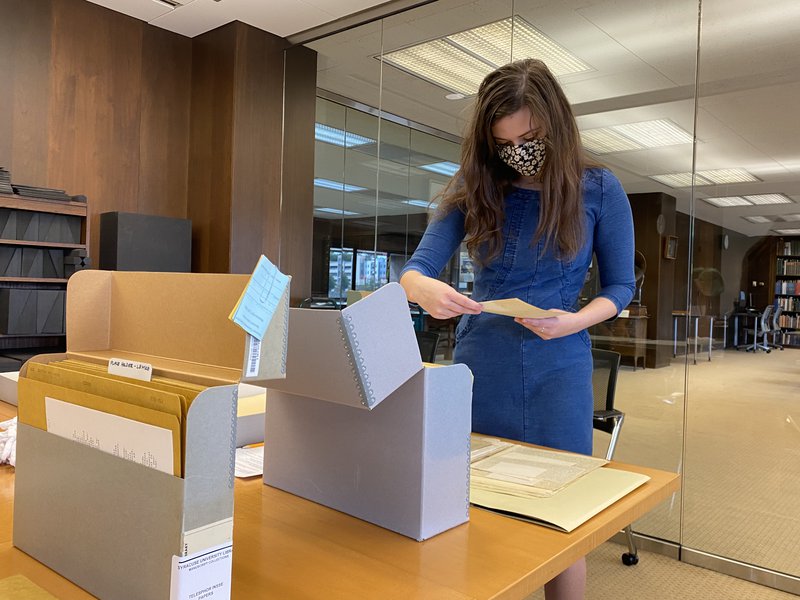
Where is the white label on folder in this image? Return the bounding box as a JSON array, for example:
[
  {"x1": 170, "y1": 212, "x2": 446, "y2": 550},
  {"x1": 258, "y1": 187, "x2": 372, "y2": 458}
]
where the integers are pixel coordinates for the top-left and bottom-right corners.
[
  {"x1": 44, "y1": 396, "x2": 173, "y2": 475},
  {"x1": 108, "y1": 357, "x2": 153, "y2": 382},
  {"x1": 182, "y1": 518, "x2": 234, "y2": 557},
  {"x1": 245, "y1": 334, "x2": 262, "y2": 378},
  {"x1": 170, "y1": 542, "x2": 232, "y2": 600}
]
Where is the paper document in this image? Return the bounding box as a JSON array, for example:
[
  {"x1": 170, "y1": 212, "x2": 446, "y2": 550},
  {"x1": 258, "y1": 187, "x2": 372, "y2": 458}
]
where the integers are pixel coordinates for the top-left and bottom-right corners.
[
  {"x1": 234, "y1": 446, "x2": 264, "y2": 478},
  {"x1": 229, "y1": 255, "x2": 290, "y2": 340},
  {"x1": 45, "y1": 396, "x2": 175, "y2": 475},
  {"x1": 470, "y1": 436, "x2": 513, "y2": 462},
  {"x1": 480, "y1": 298, "x2": 562, "y2": 319},
  {"x1": 471, "y1": 443, "x2": 607, "y2": 498},
  {"x1": 471, "y1": 467, "x2": 650, "y2": 532}
]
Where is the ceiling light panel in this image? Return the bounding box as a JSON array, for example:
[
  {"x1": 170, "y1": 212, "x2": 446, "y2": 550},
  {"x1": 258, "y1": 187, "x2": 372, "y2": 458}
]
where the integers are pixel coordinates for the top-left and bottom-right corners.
[
  {"x1": 446, "y1": 18, "x2": 590, "y2": 78},
  {"x1": 773, "y1": 229, "x2": 800, "y2": 235},
  {"x1": 703, "y1": 196, "x2": 752, "y2": 207},
  {"x1": 612, "y1": 119, "x2": 693, "y2": 147},
  {"x1": 778, "y1": 214, "x2": 800, "y2": 221},
  {"x1": 314, "y1": 178, "x2": 367, "y2": 192},
  {"x1": 382, "y1": 40, "x2": 493, "y2": 96},
  {"x1": 315, "y1": 207, "x2": 360, "y2": 216},
  {"x1": 650, "y1": 172, "x2": 707, "y2": 187},
  {"x1": 382, "y1": 17, "x2": 589, "y2": 96},
  {"x1": 315, "y1": 124, "x2": 374, "y2": 148},
  {"x1": 649, "y1": 168, "x2": 759, "y2": 188},
  {"x1": 402, "y1": 199, "x2": 438, "y2": 209},
  {"x1": 581, "y1": 128, "x2": 642, "y2": 154},
  {"x1": 697, "y1": 168, "x2": 759, "y2": 184},
  {"x1": 418, "y1": 161, "x2": 460, "y2": 176},
  {"x1": 742, "y1": 194, "x2": 793, "y2": 205},
  {"x1": 742, "y1": 216, "x2": 773, "y2": 223}
]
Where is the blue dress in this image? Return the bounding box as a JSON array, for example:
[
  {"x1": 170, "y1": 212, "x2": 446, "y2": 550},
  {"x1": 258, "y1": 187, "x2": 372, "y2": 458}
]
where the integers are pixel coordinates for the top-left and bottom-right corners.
[{"x1": 401, "y1": 168, "x2": 635, "y2": 455}]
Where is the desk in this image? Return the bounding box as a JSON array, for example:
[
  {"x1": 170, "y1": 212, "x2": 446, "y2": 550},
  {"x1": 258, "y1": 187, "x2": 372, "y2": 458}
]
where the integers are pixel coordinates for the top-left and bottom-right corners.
[
  {"x1": 732, "y1": 310, "x2": 762, "y2": 351},
  {"x1": 672, "y1": 312, "x2": 714, "y2": 364},
  {"x1": 0, "y1": 402, "x2": 680, "y2": 600},
  {"x1": 592, "y1": 316, "x2": 648, "y2": 370}
]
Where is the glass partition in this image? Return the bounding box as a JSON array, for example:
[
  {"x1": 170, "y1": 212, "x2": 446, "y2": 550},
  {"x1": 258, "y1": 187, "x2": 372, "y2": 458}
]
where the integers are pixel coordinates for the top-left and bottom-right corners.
[{"x1": 681, "y1": 0, "x2": 800, "y2": 586}]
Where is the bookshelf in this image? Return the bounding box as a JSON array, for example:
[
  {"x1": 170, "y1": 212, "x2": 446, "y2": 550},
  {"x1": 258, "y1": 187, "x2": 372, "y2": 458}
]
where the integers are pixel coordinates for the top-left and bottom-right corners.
[
  {"x1": 0, "y1": 192, "x2": 88, "y2": 368},
  {"x1": 775, "y1": 238, "x2": 800, "y2": 347}
]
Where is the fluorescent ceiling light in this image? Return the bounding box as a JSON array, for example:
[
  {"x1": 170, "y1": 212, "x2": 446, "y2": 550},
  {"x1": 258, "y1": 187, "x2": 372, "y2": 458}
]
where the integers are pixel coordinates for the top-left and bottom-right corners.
[
  {"x1": 650, "y1": 168, "x2": 759, "y2": 188},
  {"x1": 446, "y1": 18, "x2": 590, "y2": 78},
  {"x1": 742, "y1": 215, "x2": 773, "y2": 223},
  {"x1": 650, "y1": 172, "x2": 699, "y2": 187},
  {"x1": 697, "y1": 168, "x2": 759, "y2": 184},
  {"x1": 418, "y1": 161, "x2": 460, "y2": 176},
  {"x1": 382, "y1": 16, "x2": 589, "y2": 96},
  {"x1": 703, "y1": 196, "x2": 752, "y2": 207},
  {"x1": 382, "y1": 40, "x2": 492, "y2": 97},
  {"x1": 778, "y1": 214, "x2": 800, "y2": 222},
  {"x1": 151, "y1": 0, "x2": 179, "y2": 8},
  {"x1": 402, "y1": 199, "x2": 438, "y2": 209},
  {"x1": 581, "y1": 129, "x2": 642, "y2": 154},
  {"x1": 582, "y1": 120, "x2": 693, "y2": 154},
  {"x1": 742, "y1": 194, "x2": 793, "y2": 205},
  {"x1": 315, "y1": 123, "x2": 374, "y2": 148},
  {"x1": 313, "y1": 178, "x2": 367, "y2": 192},
  {"x1": 773, "y1": 229, "x2": 800, "y2": 235},
  {"x1": 315, "y1": 207, "x2": 359, "y2": 216}
]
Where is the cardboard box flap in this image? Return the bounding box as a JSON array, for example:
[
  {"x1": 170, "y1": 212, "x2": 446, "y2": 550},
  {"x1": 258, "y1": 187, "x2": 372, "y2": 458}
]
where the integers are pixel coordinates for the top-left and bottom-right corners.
[
  {"x1": 265, "y1": 283, "x2": 422, "y2": 409},
  {"x1": 182, "y1": 384, "x2": 237, "y2": 530},
  {"x1": 66, "y1": 270, "x2": 288, "y2": 382}
]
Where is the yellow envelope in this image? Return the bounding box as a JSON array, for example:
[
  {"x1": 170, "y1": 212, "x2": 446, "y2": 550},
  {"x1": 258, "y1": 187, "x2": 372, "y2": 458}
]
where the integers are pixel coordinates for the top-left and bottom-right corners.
[
  {"x1": 480, "y1": 298, "x2": 562, "y2": 319},
  {"x1": 18, "y1": 376, "x2": 182, "y2": 477}
]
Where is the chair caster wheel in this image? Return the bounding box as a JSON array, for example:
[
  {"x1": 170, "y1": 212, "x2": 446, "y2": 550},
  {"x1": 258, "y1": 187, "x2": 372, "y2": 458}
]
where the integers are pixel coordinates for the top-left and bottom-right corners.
[{"x1": 622, "y1": 553, "x2": 639, "y2": 566}]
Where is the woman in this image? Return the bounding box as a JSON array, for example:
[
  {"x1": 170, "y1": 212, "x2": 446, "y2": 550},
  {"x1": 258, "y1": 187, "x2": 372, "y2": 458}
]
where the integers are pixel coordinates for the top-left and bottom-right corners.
[{"x1": 399, "y1": 59, "x2": 635, "y2": 600}]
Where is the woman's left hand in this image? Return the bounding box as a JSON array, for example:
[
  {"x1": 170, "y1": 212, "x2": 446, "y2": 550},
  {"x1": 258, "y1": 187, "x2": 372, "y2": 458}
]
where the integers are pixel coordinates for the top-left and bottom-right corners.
[{"x1": 515, "y1": 309, "x2": 583, "y2": 340}]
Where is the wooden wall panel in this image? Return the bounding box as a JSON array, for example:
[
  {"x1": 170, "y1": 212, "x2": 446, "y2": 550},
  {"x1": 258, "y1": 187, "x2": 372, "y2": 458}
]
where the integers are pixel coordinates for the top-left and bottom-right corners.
[
  {"x1": 48, "y1": 0, "x2": 144, "y2": 260},
  {"x1": 280, "y1": 45, "x2": 317, "y2": 302},
  {"x1": 629, "y1": 192, "x2": 677, "y2": 368},
  {"x1": 0, "y1": 0, "x2": 52, "y2": 185},
  {"x1": 187, "y1": 24, "x2": 236, "y2": 273},
  {"x1": 138, "y1": 26, "x2": 192, "y2": 218},
  {"x1": 229, "y1": 23, "x2": 287, "y2": 274}
]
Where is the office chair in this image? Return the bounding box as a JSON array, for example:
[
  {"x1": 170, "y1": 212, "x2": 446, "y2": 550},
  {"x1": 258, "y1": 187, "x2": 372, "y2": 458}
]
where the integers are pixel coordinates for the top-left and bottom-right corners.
[
  {"x1": 299, "y1": 297, "x2": 342, "y2": 310},
  {"x1": 591, "y1": 347, "x2": 639, "y2": 566},
  {"x1": 415, "y1": 331, "x2": 440, "y2": 363},
  {"x1": 768, "y1": 305, "x2": 784, "y2": 350},
  {"x1": 744, "y1": 304, "x2": 773, "y2": 353}
]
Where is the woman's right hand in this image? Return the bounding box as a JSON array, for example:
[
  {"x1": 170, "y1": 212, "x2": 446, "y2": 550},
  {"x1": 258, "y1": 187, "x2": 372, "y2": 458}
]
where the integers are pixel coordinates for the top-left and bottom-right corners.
[{"x1": 400, "y1": 271, "x2": 482, "y2": 319}]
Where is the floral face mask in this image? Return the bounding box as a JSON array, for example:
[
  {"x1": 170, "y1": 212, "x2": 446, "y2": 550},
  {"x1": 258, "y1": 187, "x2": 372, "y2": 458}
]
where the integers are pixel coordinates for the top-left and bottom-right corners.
[{"x1": 496, "y1": 138, "x2": 547, "y2": 177}]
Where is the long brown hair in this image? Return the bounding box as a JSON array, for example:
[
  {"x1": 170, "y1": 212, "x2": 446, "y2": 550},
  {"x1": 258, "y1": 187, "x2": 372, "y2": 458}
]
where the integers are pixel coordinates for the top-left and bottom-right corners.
[{"x1": 437, "y1": 58, "x2": 594, "y2": 263}]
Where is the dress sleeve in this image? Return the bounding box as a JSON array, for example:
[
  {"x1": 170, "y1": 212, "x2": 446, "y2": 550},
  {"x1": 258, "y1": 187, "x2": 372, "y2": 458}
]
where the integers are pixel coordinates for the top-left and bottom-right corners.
[
  {"x1": 400, "y1": 207, "x2": 466, "y2": 280},
  {"x1": 594, "y1": 170, "x2": 636, "y2": 313}
]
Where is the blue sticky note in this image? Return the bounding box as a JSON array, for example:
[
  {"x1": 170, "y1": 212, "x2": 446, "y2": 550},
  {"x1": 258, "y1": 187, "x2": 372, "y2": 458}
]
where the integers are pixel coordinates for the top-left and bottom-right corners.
[{"x1": 229, "y1": 255, "x2": 290, "y2": 341}]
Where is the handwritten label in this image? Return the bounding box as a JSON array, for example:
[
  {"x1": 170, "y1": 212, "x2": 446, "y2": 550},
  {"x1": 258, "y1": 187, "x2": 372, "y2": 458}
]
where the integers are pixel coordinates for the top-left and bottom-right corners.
[
  {"x1": 170, "y1": 543, "x2": 232, "y2": 600},
  {"x1": 108, "y1": 358, "x2": 153, "y2": 382}
]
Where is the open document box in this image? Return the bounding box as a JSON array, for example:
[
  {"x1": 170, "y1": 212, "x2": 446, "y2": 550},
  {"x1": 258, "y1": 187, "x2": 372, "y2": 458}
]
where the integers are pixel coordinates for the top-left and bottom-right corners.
[
  {"x1": 13, "y1": 270, "x2": 288, "y2": 600},
  {"x1": 264, "y1": 282, "x2": 473, "y2": 541}
]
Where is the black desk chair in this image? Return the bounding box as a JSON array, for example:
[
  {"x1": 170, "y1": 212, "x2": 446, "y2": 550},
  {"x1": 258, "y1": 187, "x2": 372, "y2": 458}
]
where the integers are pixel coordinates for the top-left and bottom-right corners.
[
  {"x1": 415, "y1": 331, "x2": 440, "y2": 363},
  {"x1": 591, "y1": 348, "x2": 639, "y2": 566},
  {"x1": 298, "y1": 297, "x2": 343, "y2": 310}
]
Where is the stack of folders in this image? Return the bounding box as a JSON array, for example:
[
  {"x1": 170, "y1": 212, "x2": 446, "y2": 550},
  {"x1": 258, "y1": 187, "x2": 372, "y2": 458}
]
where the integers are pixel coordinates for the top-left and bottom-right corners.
[
  {"x1": 470, "y1": 437, "x2": 608, "y2": 499},
  {"x1": 469, "y1": 436, "x2": 650, "y2": 532},
  {"x1": 17, "y1": 359, "x2": 206, "y2": 477}
]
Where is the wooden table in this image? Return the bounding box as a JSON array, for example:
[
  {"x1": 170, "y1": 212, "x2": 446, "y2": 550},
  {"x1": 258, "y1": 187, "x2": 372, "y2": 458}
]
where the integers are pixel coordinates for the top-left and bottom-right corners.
[{"x1": 0, "y1": 401, "x2": 679, "y2": 599}]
